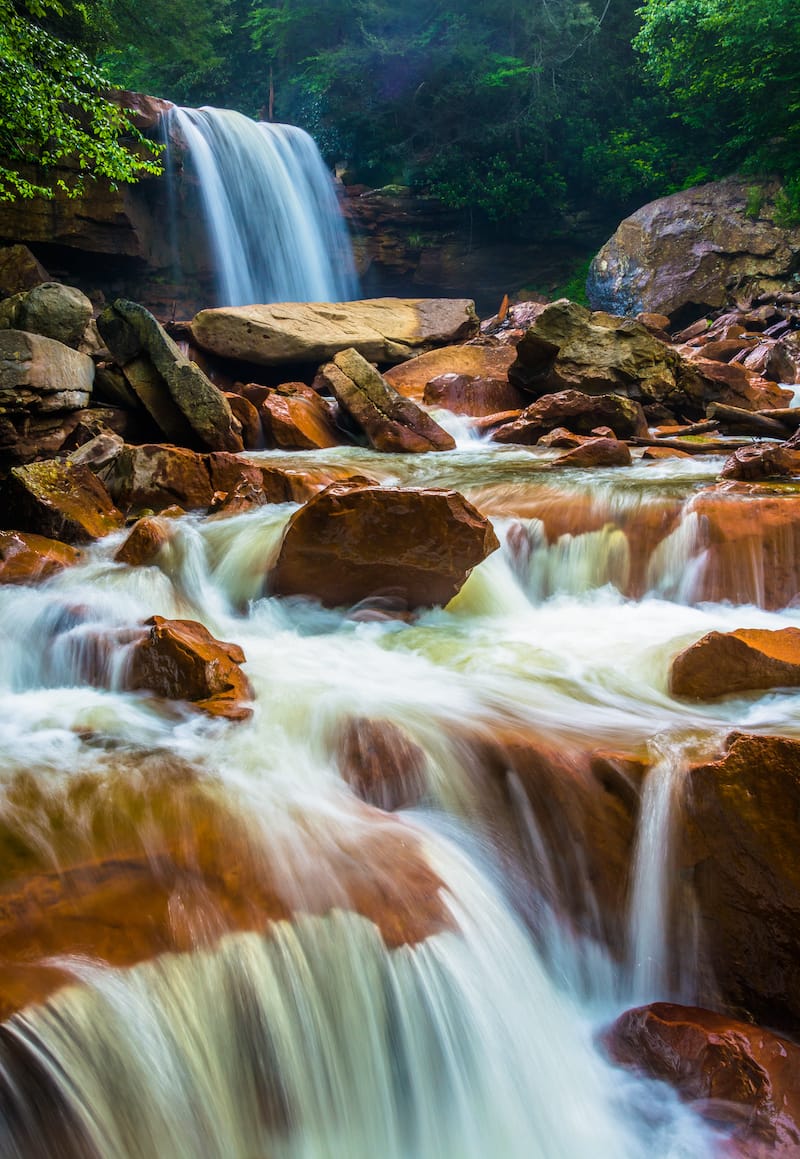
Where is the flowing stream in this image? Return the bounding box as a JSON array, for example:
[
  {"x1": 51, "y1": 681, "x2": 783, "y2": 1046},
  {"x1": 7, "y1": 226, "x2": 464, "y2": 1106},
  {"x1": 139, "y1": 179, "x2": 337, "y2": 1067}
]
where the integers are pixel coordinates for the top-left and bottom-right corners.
[
  {"x1": 163, "y1": 107, "x2": 359, "y2": 306},
  {"x1": 2, "y1": 440, "x2": 798, "y2": 1156}
]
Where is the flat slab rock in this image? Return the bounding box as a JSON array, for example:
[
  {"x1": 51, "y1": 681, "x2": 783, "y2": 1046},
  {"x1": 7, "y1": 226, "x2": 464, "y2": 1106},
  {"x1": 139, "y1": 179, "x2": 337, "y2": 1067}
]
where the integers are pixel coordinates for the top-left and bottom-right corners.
[
  {"x1": 190, "y1": 298, "x2": 479, "y2": 366},
  {"x1": 270, "y1": 483, "x2": 499, "y2": 610}
]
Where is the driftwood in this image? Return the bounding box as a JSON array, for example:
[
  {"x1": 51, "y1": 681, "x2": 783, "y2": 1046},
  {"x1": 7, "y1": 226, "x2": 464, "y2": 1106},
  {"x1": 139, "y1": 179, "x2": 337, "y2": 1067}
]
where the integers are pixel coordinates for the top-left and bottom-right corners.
[
  {"x1": 630, "y1": 435, "x2": 759, "y2": 455},
  {"x1": 755, "y1": 407, "x2": 800, "y2": 428},
  {"x1": 655, "y1": 420, "x2": 720, "y2": 438},
  {"x1": 705, "y1": 402, "x2": 793, "y2": 438}
]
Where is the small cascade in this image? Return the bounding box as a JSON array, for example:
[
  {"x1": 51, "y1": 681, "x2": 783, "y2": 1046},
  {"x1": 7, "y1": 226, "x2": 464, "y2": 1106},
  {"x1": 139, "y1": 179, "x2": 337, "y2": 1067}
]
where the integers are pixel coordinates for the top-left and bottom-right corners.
[
  {"x1": 626, "y1": 741, "x2": 699, "y2": 1004},
  {"x1": 164, "y1": 107, "x2": 359, "y2": 306}
]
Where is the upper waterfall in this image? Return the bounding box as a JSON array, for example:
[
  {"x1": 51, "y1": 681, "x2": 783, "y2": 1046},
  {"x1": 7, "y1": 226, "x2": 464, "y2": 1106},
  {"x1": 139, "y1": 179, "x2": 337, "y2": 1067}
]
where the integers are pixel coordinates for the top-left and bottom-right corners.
[{"x1": 163, "y1": 106, "x2": 360, "y2": 307}]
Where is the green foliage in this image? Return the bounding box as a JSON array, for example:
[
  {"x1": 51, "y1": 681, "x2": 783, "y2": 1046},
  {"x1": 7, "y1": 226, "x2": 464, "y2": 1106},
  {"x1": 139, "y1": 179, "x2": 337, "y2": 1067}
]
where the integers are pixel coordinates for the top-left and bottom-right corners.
[
  {"x1": 634, "y1": 0, "x2": 800, "y2": 183},
  {"x1": 0, "y1": 0, "x2": 161, "y2": 200},
  {"x1": 775, "y1": 178, "x2": 800, "y2": 229},
  {"x1": 745, "y1": 186, "x2": 763, "y2": 221}
]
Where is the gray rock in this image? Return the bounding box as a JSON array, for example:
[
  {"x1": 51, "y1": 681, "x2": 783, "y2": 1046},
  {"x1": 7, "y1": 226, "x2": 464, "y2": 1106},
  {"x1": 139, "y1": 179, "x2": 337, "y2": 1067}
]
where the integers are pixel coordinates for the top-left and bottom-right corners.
[
  {"x1": 0, "y1": 283, "x2": 94, "y2": 348},
  {"x1": 588, "y1": 178, "x2": 800, "y2": 318},
  {"x1": 191, "y1": 298, "x2": 479, "y2": 366},
  {"x1": 97, "y1": 299, "x2": 242, "y2": 452},
  {"x1": 0, "y1": 329, "x2": 95, "y2": 403}
]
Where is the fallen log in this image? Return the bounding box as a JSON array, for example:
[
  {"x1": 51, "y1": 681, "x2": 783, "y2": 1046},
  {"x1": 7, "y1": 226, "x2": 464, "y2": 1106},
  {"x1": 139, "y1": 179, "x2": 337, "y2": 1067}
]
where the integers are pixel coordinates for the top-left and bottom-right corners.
[
  {"x1": 705, "y1": 402, "x2": 794, "y2": 438},
  {"x1": 630, "y1": 436, "x2": 758, "y2": 455},
  {"x1": 754, "y1": 407, "x2": 800, "y2": 428}
]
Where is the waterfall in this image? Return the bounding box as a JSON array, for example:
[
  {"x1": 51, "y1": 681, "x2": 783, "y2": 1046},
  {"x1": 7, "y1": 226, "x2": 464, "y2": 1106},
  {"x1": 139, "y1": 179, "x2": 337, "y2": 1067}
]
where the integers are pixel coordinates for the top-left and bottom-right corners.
[
  {"x1": 164, "y1": 106, "x2": 359, "y2": 307},
  {"x1": 5, "y1": 444, "x2": 800, "y2": 1156}
]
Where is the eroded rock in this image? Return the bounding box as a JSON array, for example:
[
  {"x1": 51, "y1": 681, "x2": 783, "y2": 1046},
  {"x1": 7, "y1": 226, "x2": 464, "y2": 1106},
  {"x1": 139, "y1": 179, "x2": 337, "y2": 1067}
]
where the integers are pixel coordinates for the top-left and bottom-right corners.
[
  {"x1": 1, "y1": 460, "x2": 123, "y2": 543},
  {"x1": 671, "y1": 628, "x2": 800, "y2": 699},
  {"x1": 492, "y1": 388, "x2": 647, "y2": 444},
  {"x1": 0, "y1": 530, "x2": 80, "y2": 584}
]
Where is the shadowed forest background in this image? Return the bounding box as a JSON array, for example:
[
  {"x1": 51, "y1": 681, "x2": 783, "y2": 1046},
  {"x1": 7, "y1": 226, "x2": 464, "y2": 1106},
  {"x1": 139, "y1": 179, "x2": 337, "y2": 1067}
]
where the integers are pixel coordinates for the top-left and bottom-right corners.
[{"x1": 2, "y1": 0, "x2": 799, "y2": 230}]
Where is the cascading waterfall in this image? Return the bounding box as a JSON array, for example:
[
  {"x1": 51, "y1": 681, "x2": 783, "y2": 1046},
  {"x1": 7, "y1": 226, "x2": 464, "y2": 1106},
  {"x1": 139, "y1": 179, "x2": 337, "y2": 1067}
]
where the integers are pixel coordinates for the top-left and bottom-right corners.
[
  {"x1": 164, "y1": 106, "x2": 359, "y2": 306},
  {"x1": 3, "y1": 445, "x2": 800, "y2": 1156}
]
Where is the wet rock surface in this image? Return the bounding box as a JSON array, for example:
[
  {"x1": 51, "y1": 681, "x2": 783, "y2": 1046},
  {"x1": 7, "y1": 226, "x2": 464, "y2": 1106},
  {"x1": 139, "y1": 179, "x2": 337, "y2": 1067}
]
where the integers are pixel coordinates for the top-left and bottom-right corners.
[
  {"x1": 683, "y1": 733, "x2": 800, "y2": 1033},
  {"x1": 671, "y1": 628, "x2": 800, "y2": 700},
  {"x1": 271, "y1": 483, "x2": 499, "y2": 609},
  {"x1": 605, "y1": 1002, "x2": 800, "y2": 1155},
  {"x1": 1, "y1": 460, "x2": 123, "y2": 543}
]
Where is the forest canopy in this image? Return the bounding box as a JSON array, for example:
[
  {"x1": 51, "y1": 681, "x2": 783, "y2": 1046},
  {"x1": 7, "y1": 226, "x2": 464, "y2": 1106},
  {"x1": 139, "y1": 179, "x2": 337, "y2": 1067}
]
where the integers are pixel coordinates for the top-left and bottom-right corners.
[{"x1": 1, "y1": 0, "x2": 799, "y2": 220}]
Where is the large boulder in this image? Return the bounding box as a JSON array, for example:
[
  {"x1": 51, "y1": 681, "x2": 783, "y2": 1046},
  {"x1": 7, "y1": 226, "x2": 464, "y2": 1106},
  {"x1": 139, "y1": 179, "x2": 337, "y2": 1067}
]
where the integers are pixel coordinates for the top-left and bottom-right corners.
[
  {"x1": 587, "y1": 177, "x2": 800, "y2": 318},
  {"x1": 682, "y1": 733, "x2": 800, "y2": 1032},
  {"x1": 0, "y1": 328, "x2": 94, "y2": 403},
  {"x1": 422, "y1": 373, "x2": 527, "y2": 417},
  {"x1": 270, "y1": 483, "x2": 499, "y2": 609},
  {"x1": 721, "y1": 443, "x2": 800, "y2": 482},
  {"x1": 190, "y1": 298, "x2": 479, "y2": 366},
  {"x1": 383, "y1": 343, "x2": 518, "y2": 401},
  {"x1": 507, "y1": 299, "x2": 716, "y2": 418},
  {"x1": 126, "y1": 615, "x2": 253, "y2": 720},
  {"x1": 1, "y1": 460, "x2": 123, "y2": 543},
  {"x1": 492, "y1": 388, "x2": 648, "y2": 444},
  {"x1": 103, "y1": 444, "x2": 214, "y2": 512},
  {"x1": 605, "y1": 1002, "x2": 800, "y2": 1155},
  {"x1": 318, "y1": 347, "x2": 456, "y2": 452},
  {"x1": 97, "y1": 299, "x2": 242, "y2": 452},
  {"x1": 553, "y1": 436, "x2": 632, "y2": 468},
  {"x1": 670, "y1": 627, "x2": 800, "y2": 699},
  {"x1": 0, "y1": 283, "x2": 93, "y2": 348}
]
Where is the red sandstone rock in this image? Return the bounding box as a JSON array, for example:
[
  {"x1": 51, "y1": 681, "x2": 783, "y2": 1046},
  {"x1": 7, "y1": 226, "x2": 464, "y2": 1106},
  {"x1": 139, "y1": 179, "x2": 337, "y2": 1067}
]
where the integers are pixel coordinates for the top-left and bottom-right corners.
[
  {"x1": 688, "y1": 485, "x2": 800, "y2": 609},
  {"x1": 377, "y1": 343, "x2": 518, "y2": 402},
  {"x1": 126, "y1": 615, "x2": 253, "y2": 720},
  {"x1": 721, "y1": 444, "x2": 800, "y2": 482},
  {"x1": 670, "y1": 628, "x2": 800, "y2": 700},
  {"x1": 0, "y1": 757, "x2": 452, "y2": 1020},
  {"x1": 492, "y1": 389, "x2": 648, "y2": 444},
  {"x1": 683, "y1": 732, "x2": 800, "y2": 1033},
  {"x1": 0, "y1": 530, "x2": 80, "y2": 584},
  {"x1": 114, "y1": 517, "x2": 172, "y2": 567},
  {"x1": 259, "y1": 382, "x2": 342, "y2": 449},
  {"x1": 691, "y1": 357, "x2": 792, "y2": 410},
  {"x1": 1, "y1": 460, "x2": 123, "y2": 543},
  {"x1": 335, "y1": 717, "x2": 428, "y2": 810},
  {"x1": 224, "y1": 391, "x2": 264, "y2": 450},
  {"x1": 271, "y1": 483, "x2": 499, "y2": 609},
  {"x1": 104, "y1": 444, "x2": 214, "y2": 512},
  {"x1": 605, "y1": 1002, "x2": 800, "y2": 1155},
  {"x1": 641, "y1": 445, "x2": 692, "y2": 460},
  {"x1": 422, "y1": 372, "x2": 527, "y2": 416},
  {"x1": 554, "y1": 436, "x2": 632, "y2": 468}
]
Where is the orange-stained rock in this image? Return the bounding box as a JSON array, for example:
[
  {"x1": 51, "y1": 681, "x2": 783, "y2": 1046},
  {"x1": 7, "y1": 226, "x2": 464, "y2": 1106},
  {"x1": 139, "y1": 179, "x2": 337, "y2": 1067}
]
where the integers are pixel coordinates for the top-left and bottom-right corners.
[
  {"x1": 104, "y1": 443, "x2": 214, "y2": 513},
  {"x1": 224, "y1": 390, "x2": 264, "y2": 450},
  {"x1": 689, "y1": 484, "x2": 800, "y2": 608},
  {"x1": 641, "y1": 445, "x2": 692, "y2": 460},
  {"x1": 721, "y1": 443, "x2": 800, "y2": 482},
  {"x1": 683, "y1": 733, "x2": 800, "y2": 1032},
  {"x1": 1, "y1": 460, "x2": 123, "y2": 543},
  {"x1": 0, "y1": 530, "x2": 80, "y2": 584},
  {"x1": 114, "y1": 516, "x2": 172, "y2": 567},
  {"x1": 671, "y1": 628, "x2": 800, "y2": 700},
  {"x1": 474, "y1": 733, "x2": 643, "y2": 954},
  {"x1": 605, "y1": 1002, "x2": 800, "y2": 1155},
  {"x1": 126, "y1": 615, "x2": 253, "y2": 720},
  {"x1": 383, "y1": 343, "x2": 517, "y2": 402},
  {"x1": 271, "y1": 483, "x2": 499, "y2": 609},
  {"x1": 422, "y1": 372, "x2": 527, "y2": 416},
  {"x1": 259, "y1": 382, "x2": 343, "y2": 449},
  {"x1": 0, "y1": 756, "x2": 452, "y2": 1020},
  {"x1": 319, "y1": 348, "x2": 456, "y2": 453},
  {"x1": 554, "y1": 436, "x2": 632, "y2": 468},
  {"x1": 691, "y1": 357, "x2": 792, "y2": 410},
  {"x1": 335, "y1": 717, "x2": 428, "y2": 811},
  {"x1": 537, "y1": 426, "x2": 588, "y2": 448},
  {"x1": 492, "y1": 389, "x2": 648, "y2": 444},
  {"x1": 207, "y1": 480, "x2": 268, "y2": 519}
]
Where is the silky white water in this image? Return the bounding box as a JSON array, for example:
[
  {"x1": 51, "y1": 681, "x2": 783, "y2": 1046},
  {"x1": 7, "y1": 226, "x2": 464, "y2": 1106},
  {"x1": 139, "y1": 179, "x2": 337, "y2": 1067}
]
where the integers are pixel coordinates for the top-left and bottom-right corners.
[
  {"x1": 164, "y1": 107, "x2": 359, "y2": 306},
  {"x1": 2, "y1": 445, "x2": 796, "y2": 1156}
]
